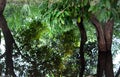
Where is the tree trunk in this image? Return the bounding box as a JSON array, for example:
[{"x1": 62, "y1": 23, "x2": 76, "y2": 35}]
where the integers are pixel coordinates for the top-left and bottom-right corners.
[
  {"x1": 90, "y1": 15, "x2": 114, "y2": 77},
  {"x1": 77, "y1": 17, "x2": 87, "y2": 77},
  {"x1": 97, "y1": 51, "x2": 106, "y2": 77},
  {"x1": 104, "y1": 19, "x2": 114, "y2": 77},
  {"x1": 0, "y1": 0, "x2": 16, "y2": 76},
  {"x1": 0, "y1": 14, "x2": 16, "y2": 77}
]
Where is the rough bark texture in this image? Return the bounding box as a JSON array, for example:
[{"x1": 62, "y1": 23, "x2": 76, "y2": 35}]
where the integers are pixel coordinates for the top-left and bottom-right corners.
[
  {"x1": 0, "y1": 0, "x2": 16, "y2": 76},
  {"x1": 77, "y1": 17, "x2": 87, "y2": 77},
  {"x1": 90, "y1": 15, "x2": 114, "y2": 77}
]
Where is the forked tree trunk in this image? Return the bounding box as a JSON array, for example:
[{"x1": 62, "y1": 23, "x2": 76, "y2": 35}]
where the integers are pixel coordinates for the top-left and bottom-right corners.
[
  {"x1": 90, "y1": 15, "x2": 114, "y2": 77},
  {"x1": 77, "y1": 17, "x2": 87, "y2": 77},
  {"x1": 0, "y1": 0, "x2": 16, "y2": 76}
]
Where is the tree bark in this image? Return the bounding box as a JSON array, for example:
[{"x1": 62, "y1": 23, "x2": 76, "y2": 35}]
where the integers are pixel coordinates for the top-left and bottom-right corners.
[
  {"x1": 104, "y1": 19, "x2": 114, "y2": 77},
  {"x1": 77, "y1": 17, "x2": 87, "y2": 77},
  {"x1": 0, "y1": 0, "x2": 16, "y2": 76},
  {"x1": 90, "y1": 15, "x2": 114, "y2": 77},
  {"x1": 0, "y1": 14, "x2": 16, "y2": 77}
]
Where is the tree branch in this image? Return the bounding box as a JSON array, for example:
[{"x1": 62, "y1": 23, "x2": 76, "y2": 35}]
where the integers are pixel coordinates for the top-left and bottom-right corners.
[
  {"x1": 77, "y1": 17, "x2": 87, "y2": 77},
  {"x1": 0, "y1": 0, "x2": 6, "y2": 14},
  {"x1": 90, "y1": 15, "x2": 106, "y2": 51},
  {"x1": 104, "y1": 19, "x2": 114, "y2": 50},
  {"x1": 0, "y1": 14, "x2": 16, "y2": 77}
]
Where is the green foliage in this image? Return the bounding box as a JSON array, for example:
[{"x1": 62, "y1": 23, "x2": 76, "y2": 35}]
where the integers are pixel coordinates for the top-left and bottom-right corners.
[
  {"x1": 84, "y1": 41, "x2": 98, "y2": 75},
  {"x1": 1, "y1": 0, "x2": 120, "y2": 76},
  {"x1": 16, "y1": 25, "x2": 80, "y2": 76},
  {"x1": 4, "y1": 3, "x2": 22, "y2": 31},
  {"x1": 20, "y1": 20, "x2": 48, "y2": 42}
]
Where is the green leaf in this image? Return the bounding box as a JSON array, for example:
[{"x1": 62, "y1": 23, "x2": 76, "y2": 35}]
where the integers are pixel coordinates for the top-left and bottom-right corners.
[
  {"x1": 88, "y1": 6, "x2": 98, "y2": 13},
  {"x1": 60, "y1": 18, "x2": 65, "y2": 24},
  {"x1": 98, "y1": 9, "x2": 110, "y2": 22},
  {"x1": 56, "y1": 11, "x2": 62, "y2": 18},
  {"x1": 64, "y1": 11, "x2": 70, "y2": 16},
  {"x1": 77, "y1": 17, "x2": 81, "y2": 23},
  {"x1": 105, "y1": 1, "x2": 111, "y2": 9},
  {"x1": 90, "y1": 0, "x2": 100, "y2": 6},
  {"x1": 83, "y1": 0, "x2": 89, "y2": 6}
]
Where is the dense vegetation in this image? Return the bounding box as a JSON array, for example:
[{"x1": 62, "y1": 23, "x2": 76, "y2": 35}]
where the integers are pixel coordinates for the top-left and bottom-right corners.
[{"x1": 0, "y1": 0, "x2": 120, "y2": 77}]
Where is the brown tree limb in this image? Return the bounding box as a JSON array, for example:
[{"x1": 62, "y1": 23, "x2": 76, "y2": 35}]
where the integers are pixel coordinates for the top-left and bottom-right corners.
[
  {"x1": 0, "y1": 0, "x2": 16, "y2": 76},
  {"x1": 104, "y1": 19, "x2": 114, "y2": 50},
  {"x1": 0, "y1": 14, "x2": 16, "y2": 77},
  {"x1": 105, "y1": 51, "x2": 114, "y2": 77},
  {"x1": 90, "y1": 15, "x2": 106, "y2": 51},
  {"x1": 0, "y1": 0, "x2": 6, "y2": 14},
  {"x1": 77, "y1": 17, "x2": 87, "y2": 77},
  {"x1": 90, "y1": 14, "x2": 114, "y2": 77},
  {"x1": 104, "y1": 19, "x2": 114, "y2": 77}
]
